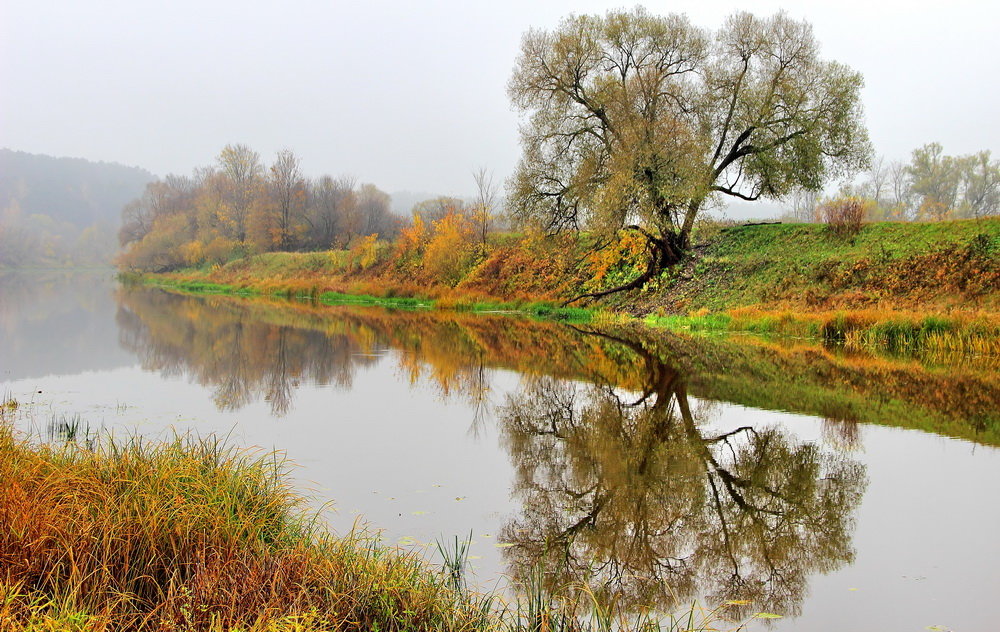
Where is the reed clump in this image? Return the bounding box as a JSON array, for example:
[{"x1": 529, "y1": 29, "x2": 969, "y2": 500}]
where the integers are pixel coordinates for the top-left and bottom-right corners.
[
  {"x1": 0, "y1": 423, "x2": 488, "y2": 631},
  {"x1": 722, "y1": 307, "x2": 1000, "y2": 354}
]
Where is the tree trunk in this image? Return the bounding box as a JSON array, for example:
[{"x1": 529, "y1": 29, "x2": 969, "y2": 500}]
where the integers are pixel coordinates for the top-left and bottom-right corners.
[{"x1": 562, "y1": 228, "x2": 685, "y2": 306}]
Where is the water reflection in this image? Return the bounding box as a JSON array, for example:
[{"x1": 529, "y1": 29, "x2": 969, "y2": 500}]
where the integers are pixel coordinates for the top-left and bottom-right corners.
[
  {"x1": 117, "y1": 289, "x2": 379, "y2": 415},
  {"x1": 114, "y1": 287, "x2": 874, "y2": 616},
  {"x1": 115, "y1": 285, "x2": 999, "y2": 439},
  {"x1": 498, "y1": 329, "x2": 866, "y2": 616},
  {"x1": 0, "y1": 270, "x2": 134, "y2": 380},
  {"x1": 115, "y1": 286, "x2": 631, "y2": 416}
]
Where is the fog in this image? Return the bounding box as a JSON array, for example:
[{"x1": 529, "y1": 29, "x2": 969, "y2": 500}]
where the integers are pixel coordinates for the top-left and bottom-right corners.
[{"x1": 2, "y1": 0, "x2": 997, "y2": 204}]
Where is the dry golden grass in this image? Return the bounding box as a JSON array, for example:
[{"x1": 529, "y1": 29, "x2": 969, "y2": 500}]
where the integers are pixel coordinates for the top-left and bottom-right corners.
[{"x1": 0, "y1": 420, "x2": 490, "y2": 632}]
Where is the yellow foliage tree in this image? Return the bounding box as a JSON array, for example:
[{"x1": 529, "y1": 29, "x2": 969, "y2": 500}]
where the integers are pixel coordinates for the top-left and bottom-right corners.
[
  {"x1": 396, "y1": 213, "x2": 429, "y2": 266},
  {"x1": 424, "y1": 211, "x2": 478, "y2": 285}
]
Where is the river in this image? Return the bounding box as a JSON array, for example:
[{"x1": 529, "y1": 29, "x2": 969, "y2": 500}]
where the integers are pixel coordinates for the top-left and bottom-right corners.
[{"x1": 1, "y1": 270, "x2": 998, "y2": 631}]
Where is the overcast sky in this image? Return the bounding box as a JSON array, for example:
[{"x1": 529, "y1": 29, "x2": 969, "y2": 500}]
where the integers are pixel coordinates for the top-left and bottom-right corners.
[{"x1": 2, "y1": 0, "x2": 997, "y2": 202}]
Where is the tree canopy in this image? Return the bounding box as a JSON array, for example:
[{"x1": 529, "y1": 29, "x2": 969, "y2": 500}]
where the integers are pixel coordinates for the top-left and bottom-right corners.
[
  {"x1": 508, "y1": 8, "x2": 870, "y2": 298},
  {"x1": 117, "y1": 145, "x2": 399, "y2": 272}
]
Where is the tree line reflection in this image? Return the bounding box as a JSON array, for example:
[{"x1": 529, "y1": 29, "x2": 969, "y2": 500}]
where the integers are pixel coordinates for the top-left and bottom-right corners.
[
  {"x1": 115, "y1": 287, "x2": 631, "y2": 416},
  {"x1": 115, "y1": 286, "x2": 999, "y2": 616},
  {"x1": 117, "y1": 289, "x2": 380, "y2": 415}
]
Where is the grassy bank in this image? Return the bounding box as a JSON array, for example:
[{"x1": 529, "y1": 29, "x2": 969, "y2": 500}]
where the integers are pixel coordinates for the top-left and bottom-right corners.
[
  {"x1": 0, "y1": 411, "x2": 749, "y2": 632},
  {"x1": 0, "y1": 417, "x2": 487, "y2": 631},
  {"x1": 647, "y1": 308, "x2": 1000, "y2": 355},
  {"x1": 650, "y1": 218, "x2": 999, "y2": 314},
  {"x1": 135, "y1": 277, "x2": 595, "y2": 323},
  {"x1": 129, "y1": 218, "x2": 1000, "y2": 354}
]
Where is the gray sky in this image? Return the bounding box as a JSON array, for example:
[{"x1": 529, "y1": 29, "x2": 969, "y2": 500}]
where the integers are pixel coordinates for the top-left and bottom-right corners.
[{"x1": 2, "y1": 0, "x2": 997, "y2": 200}]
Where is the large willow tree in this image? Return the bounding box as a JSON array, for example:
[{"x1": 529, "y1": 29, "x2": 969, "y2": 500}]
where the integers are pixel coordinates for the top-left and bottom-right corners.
[{"x1": 508, "y1": 9, "x2": 871, "y2": 299}]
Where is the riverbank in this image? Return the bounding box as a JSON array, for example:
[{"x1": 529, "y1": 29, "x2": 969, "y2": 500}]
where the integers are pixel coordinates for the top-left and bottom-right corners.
[
  {"x1": 131, "y1": 218, "x2": 1000, "y2": 354},
  {"x1": 0, "y1": 413, "x2": 483, "y2": 631}
]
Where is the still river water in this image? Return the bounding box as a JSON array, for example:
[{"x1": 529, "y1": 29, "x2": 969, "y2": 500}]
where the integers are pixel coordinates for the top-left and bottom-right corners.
[{"x1": 1, "y1": 271, "x2": 998, "y2": 631}]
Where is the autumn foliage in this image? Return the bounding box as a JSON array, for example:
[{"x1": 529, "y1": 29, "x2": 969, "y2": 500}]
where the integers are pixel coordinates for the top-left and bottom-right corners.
[{"x1": 117, "y1": 145, "x2": 398, "y2": 272}]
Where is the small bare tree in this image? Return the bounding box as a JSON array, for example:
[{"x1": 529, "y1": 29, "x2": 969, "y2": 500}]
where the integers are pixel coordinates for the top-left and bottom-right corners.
[
  {"x1": 780, "y1": 188, "x2": 820, "y2": 222},
  {"x1": 473, "y1": 167, "x2": 497, "y2": 247},
  {"x1": 268, "y1": 149, "x2": 306, "y2": 250},
  {"x1": 888, "y1": 161, "x2": 913, "y2": 220}
]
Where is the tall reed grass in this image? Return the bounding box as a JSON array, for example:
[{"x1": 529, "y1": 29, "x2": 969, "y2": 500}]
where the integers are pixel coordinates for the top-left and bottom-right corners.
[
  {"x1": 689, "y1": 307, "x2": 1000, "y2": 355},
  {"x1": 0, "y1": 420, "x2": 494, "y2": 631}
]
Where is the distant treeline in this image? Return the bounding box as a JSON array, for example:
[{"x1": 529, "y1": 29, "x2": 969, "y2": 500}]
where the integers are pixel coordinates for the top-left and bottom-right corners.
[
  {"x1": 0, "y1": 149, "x2": 155, "y2": 266},
  {"x1": 119, "y1": 145, "x2": 407, "y2": 271},
  {"x1": 782, "y1": 143, "x2": 1000, "y2": 222},
  {"x1": 117, "y1": 144, "x2": 496, "y2": 273}
]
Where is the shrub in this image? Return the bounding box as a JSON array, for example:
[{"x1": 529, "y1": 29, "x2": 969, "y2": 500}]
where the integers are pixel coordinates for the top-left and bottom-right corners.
[
  {"x1": 818, "y1": 197, "x2": 866, "y2": 238},
  {"x1": 346, "y1": 234, "x2": 389, "y2": 271},
  {"x1": 424, "y1": 211, "x2": 479, "y2": 285}
]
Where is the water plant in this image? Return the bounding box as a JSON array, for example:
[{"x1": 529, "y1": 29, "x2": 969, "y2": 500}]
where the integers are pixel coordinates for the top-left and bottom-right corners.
[{"x1": 436, "y1": 532, "x2": 473, "y2": 595}]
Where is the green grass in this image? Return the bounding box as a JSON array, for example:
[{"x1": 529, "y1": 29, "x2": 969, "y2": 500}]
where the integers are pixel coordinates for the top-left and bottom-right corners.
[
  {"x1": 317, "y1": 290, "x2": 433, "y2": 309},
  {"x1": 642, "y1": 308, "x2": 1000, "y2": 356},
  {"x1": 138, "y1": 276, "x2": 595, "y2": 324},
  {"x1": 643, "y1": 313, "x2": 733, "y2": 332},
  {"x1": 664, "y1": 218, "x2": 1000, "y2": 312}
]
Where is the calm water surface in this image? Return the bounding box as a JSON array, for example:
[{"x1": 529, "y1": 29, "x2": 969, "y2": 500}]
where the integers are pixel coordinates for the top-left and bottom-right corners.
[{"x1": 1, "y1": 271, "x2": 998, "y2": 631}]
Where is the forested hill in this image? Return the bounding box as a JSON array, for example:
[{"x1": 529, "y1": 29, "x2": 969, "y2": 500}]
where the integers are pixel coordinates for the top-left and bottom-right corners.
[
  {"x1": 0, "y1": 149, "x2": 155, "y2": 227},
  {"x1": 0, "y1": 149, "x2": 155, "y2": 266}
]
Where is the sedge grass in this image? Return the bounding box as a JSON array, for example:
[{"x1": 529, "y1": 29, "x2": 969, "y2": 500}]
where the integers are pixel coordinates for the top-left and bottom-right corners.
[{"x1": 0, "y1": 423, "x2": 483, "y2": 631}]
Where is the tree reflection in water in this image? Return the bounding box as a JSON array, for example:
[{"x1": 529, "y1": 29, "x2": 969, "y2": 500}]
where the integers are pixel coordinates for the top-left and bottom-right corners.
[
  {"x1": 116, "y1": 288, "x2": 404, "y2": 415},
  {"x1": 498, "y1": 328, "x2": 866, "y2": 618},
  {"x1": 117, "y1": 287, "x2": 872, "y2": 616}
]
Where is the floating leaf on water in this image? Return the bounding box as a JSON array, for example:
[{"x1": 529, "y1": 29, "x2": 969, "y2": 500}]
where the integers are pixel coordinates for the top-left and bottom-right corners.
[
  {"x1": 848, "y1": 587, "x2": 859, "y2": 591},
  {"x1": 754, "y1": 613, "x2": 783, "y2": 619},
  {"x1": 926, "y1": 626, "x2": 951, "y2": 631},
  {"x1": 495, "y1": 543, "x2": 516, "y2": 548},
  {"x1": 432, "y1": 483, "x2": 443, "y2": 487},
  {"x1": 411, "y1": 510, "x2": 428, "y2": 516},
  {"x1": 455, "y1": 496, "x2": 466, "y2": 501},
  {"x1": 468, "y1": 555, "x2": 482, "y2": 560},
  {"x1": 482, "y1": 533, "x2": 492, "y2": 538}
]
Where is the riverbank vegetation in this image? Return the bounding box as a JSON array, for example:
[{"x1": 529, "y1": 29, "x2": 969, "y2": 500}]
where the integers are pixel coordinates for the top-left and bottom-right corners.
[
  {"x1": 131, "y1": 216, "x2": 1000, "y2": 356},
  {"x1": 0, "y1": 418, "x2": 483, "y2": 631}
]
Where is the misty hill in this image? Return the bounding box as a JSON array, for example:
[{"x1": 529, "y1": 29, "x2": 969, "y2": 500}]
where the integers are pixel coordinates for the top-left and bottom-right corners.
[
  {"x1": 0, "y1": 149, "x2": 155, "y2": 228},
  {"x1": 0, "y1": 149, "x2": 155, "y2": 267}
]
